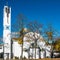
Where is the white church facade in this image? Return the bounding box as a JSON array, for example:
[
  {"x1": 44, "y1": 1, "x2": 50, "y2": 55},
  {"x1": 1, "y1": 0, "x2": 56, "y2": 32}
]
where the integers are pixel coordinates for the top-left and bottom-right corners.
[
  {"x1": 2, "y1": 5, "x2": 52, "y2": 60},
  {"x1": 11, "y1": 32, "x2": 51, "y2": 59}
]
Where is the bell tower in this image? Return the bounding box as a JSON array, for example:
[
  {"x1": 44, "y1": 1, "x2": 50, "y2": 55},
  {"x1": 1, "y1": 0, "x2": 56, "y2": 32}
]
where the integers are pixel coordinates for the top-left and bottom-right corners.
[{"x1": 3, "y1": 6, "x2": 11, "y2": 59}]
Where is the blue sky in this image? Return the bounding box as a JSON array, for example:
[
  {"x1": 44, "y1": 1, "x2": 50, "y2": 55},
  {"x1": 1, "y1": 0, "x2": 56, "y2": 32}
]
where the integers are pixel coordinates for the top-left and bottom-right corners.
[{"x1": 0, "y1": 0, "x2": 60, "y2": 37}]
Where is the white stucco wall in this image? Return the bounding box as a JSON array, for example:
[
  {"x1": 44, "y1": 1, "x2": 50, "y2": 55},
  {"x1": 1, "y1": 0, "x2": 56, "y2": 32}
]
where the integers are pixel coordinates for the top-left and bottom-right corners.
[
  {"x1": 12, "y1": 32, "x2": 51, "y2": 59},
  {"x1": 0, "y1": 46, "x2": 3, "y2": 53}
]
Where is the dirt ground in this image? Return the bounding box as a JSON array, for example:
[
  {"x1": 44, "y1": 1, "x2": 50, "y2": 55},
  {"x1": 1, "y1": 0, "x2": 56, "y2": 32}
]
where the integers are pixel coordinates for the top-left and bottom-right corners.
[
  {"x1": 38, "y1": 58, "x2": 60, "y2": 60},
  {"x1": 22, "y1": 58, "x2": 60, "y2": 60},
  {"x1": 0, "y1": 58, "x2": 60, "y2": 60},
  {"x1": 14, "y1": 58, "x2": 60, "y2": 60}
]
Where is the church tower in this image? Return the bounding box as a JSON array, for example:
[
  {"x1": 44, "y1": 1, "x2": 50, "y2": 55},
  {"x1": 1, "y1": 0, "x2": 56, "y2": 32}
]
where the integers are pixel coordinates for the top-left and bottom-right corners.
[{"x1": 3, "y1": 6, "x2": 11, "y2": 59}]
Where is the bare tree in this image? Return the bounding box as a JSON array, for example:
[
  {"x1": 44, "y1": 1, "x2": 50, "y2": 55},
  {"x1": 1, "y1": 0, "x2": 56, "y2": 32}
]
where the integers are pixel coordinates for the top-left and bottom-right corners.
[
  {"x1": 28, "y1": 21, "x2": 43, "y2": 33},
  {"x1": 45, "y1": 24, "x2": 55, "y2": 58},
  {"x1": 12, "y1": 14, "x2": 27, "y2": 60},
  {"x1": 27, "y1": 21, "x2": 43, "y2": 59}
]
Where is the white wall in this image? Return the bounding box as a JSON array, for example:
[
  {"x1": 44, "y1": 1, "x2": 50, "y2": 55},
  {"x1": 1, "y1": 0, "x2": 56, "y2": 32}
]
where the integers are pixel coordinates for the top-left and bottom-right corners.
[{"x1": 0, "y1": 46, "x2": 3, "y2": 53}]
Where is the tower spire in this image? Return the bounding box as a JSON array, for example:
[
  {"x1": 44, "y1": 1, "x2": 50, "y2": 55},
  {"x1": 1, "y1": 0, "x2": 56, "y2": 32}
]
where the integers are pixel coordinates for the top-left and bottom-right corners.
[{"x1": 3, "y1": 2, "x2": 11, "y2": 59}]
